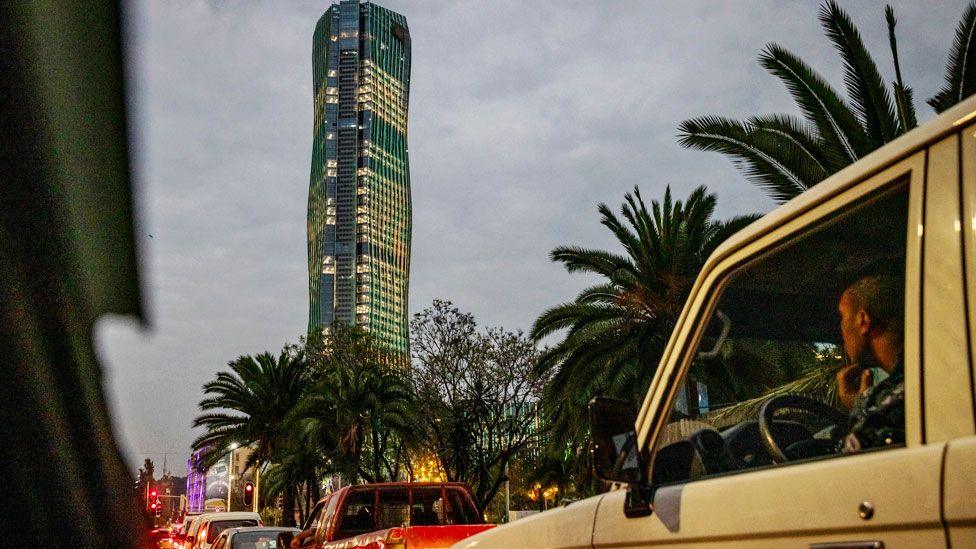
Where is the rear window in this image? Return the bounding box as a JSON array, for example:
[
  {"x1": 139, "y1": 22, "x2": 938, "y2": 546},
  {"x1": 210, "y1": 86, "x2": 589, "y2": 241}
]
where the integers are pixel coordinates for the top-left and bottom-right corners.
[
  {"x1": 335, "y1": 489, "x2": 376, "y2": 538},
  {"x1": 207, "y1": 520, "x2": 258, "y2": 542},
  {"x1": 444, "y1": 488, "x2": 480, "y2": 525},
  {"x1": 231, "y1": 531, "x2": 291, "y2": 549},
  {"x1": 376, "y1": 487, "x2": 409, "y2": 529}
]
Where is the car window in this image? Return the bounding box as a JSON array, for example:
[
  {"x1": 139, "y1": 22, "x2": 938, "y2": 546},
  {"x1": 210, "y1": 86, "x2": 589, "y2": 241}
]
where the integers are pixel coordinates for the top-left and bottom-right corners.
[
  {"x1": 652, "y1": 180, "x2": 909, "y2": 485},
  {"x1": 231, "y1": 530, "x2": 292, "y2": 549},
  {"x1": 410, "y1": 488, "x2": 445, "y2": 526},
  {"x1": 212, "y1": 534, "x2": 227, "y2": 549},
  {"x1": 319, "y1": 493, "x2": 340, "y2": 538},
  {"x1": 208, "y1": 521, "x2": 259, "y2": 543},
  {"x1": 302, "y1": 500, "x2": 325, "y2": 531},
  {"x1": 376, "y1": 487, "x2": 410, "y2": 529},
  {"x1": 444, "y1": 487, "x2": 480, "y2": 524},
  {"x1": 335, "y1": 488, "x2": 376, "y2": 539}
]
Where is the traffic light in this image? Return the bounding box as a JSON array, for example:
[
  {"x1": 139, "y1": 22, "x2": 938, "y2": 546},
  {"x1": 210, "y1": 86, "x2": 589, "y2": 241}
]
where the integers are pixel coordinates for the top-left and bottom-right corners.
[
  {"x1": 242, "y1": 481, "x2": 255, "y2": 506},
  {"x1": 149, "y1": 499, "x2": 162, "y2": 517}
]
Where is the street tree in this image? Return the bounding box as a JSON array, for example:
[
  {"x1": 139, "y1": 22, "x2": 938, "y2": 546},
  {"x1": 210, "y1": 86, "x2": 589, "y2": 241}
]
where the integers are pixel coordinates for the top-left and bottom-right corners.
[
  {"x1": 191, "y1": 348, "x2": 309, "y2": 524},
  {"x1": 531, "y1": 186, "x2": 756, "y2": 460},
  {"x1": 411, "y1": 300, "x2": 548, "y2": 514},
  {"x1": 295, "y1": 323, "x2": 416, "y2": 484},
  {"x1": 136, "y1": 458, "x2": 155, "y2": 498}
]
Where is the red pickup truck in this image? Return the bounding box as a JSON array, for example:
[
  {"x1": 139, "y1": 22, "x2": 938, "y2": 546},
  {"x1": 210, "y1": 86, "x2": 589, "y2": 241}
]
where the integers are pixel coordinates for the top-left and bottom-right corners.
[{"x1": 280, "y1": 482, "x2": 494, "y2": 549}]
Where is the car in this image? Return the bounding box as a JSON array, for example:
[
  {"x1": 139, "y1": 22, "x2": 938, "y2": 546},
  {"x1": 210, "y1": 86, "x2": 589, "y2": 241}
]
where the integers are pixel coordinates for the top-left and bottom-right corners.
[
  {"x1": 172, "y1": 513, "x2": 204, "y2": 549},
  {"x1": 280, "y1": 482, "x2": 493, "y2": 548},
  {"x1": 209, "y1": 526, "x2": 301, "y2": 549},
  {"x1": 147, "y1": 527, "x2": 174, "y2": 549},
  {"x1": 180, "y1": 514, "x2": 207, "y2": 549},
  {"x1": 457, "y1": 86, "x2": 976, "y2": 548},
  {"x1": 187, "y1": 512, "x2": 263, "y2": 549}
]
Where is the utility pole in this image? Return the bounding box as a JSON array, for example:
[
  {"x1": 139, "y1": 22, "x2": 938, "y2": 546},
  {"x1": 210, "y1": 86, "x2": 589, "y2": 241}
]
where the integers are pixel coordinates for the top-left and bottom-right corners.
[
  {"x1": 226, "y1": 444, "x2": 237, "y2": 512},
  {"x1": 253, "y1": 466, "x2": 261, "y2": 513}
]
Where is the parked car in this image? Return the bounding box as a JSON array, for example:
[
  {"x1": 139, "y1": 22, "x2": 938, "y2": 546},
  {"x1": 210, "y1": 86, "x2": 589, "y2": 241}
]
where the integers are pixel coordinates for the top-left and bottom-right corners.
[
  {"x1": 210, "y1": 526, "x2": 301, "y2": 549},
  {"x1": 457, "y1": 88, "x2": 976, "y2": 548},
  {"x1": 187, "y1": 512, "x2": 262, "y2": 549},
  {"x1": 279, "y1": 482, "x2": 493, "y2": 548}
]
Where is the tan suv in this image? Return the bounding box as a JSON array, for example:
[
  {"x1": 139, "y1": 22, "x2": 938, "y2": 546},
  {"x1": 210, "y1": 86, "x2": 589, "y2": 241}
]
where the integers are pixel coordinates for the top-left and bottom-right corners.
[{"x1": 458, "y1": 97, "x2": 976, "y2": 548}]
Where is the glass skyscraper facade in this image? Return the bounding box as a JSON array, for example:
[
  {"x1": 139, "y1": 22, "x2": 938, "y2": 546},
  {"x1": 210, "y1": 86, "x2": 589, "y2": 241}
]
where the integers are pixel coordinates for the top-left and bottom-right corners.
[{"x1": 307, "y1": 0, "x2": 412, "y2": 356}]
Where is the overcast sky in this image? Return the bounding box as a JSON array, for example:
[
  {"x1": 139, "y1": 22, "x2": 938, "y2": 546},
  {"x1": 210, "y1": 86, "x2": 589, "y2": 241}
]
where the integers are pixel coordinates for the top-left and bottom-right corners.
[{"x1": 99, "y1": 0, "x2": 967, "y2": 475}]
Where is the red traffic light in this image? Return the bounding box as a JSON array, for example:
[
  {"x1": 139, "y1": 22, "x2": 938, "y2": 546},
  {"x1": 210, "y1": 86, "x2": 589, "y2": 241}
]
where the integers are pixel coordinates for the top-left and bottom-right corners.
[
  {"x1": 149, "y1": 488, "x2": 158, "y2": 498},
  {"x1": 242, "y1": 481, "x2": 255, "y2": 506},
  {"x1": 149, "y1": 501, "x2": 158, "y2": 509}
]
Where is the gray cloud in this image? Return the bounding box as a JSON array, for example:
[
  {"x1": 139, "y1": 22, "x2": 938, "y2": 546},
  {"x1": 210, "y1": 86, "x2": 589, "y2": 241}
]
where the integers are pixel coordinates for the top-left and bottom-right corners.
[{"x1": 100, "y1": 0, "x2": 967, "y2": 473}]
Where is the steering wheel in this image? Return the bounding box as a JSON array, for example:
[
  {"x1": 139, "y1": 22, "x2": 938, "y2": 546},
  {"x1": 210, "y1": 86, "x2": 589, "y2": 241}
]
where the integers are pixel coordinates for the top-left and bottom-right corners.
[{"x1": 758, "y1": 394, "x2": 847, "y2": 464}]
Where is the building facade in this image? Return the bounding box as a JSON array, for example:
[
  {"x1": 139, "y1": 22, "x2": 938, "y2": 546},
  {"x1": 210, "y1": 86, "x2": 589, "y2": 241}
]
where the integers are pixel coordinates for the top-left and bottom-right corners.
[{"x1": 307, "y1": 0, "x2": 412, "y2": 356}]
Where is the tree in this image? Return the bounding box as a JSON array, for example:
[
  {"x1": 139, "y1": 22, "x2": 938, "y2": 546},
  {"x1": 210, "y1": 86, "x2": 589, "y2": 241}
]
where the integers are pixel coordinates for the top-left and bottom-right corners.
[
  {"x1": 411, "y1": 300, "x2": 548, "y2": 514},
  {"x1": 531, "y1": 186, "x2": 757, "y2": 456},
  {"x1": 261, "y1": 437, "x2": 333, "y2": 526},
  {"x1": 136, "y1": 458, "x2": 155, "y2": 499},
  {"x1": 679, "y1": 1, "x2": 976, "y2": 204},
  {"x1": 192, "y1": 349, "x2": 309, "y2": 468},
  {"x1": 191, "y1": 348, "x2": 309, "y2": 524},
  {"x1": 294, "y1": 323, "x2": 416, "y2": 484}
]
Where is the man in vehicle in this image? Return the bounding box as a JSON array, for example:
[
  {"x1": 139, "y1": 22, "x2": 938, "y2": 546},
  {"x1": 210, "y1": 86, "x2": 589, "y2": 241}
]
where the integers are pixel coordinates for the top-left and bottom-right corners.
[{"x1": 835, "y1": 274, "x2": 905, "y2": 453}]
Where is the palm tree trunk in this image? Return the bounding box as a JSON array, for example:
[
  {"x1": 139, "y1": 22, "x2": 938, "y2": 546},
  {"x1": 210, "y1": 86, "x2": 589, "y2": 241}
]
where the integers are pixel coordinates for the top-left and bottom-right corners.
[{"x1": 282, "y1": 483, "x2": 297, "y2": 527}]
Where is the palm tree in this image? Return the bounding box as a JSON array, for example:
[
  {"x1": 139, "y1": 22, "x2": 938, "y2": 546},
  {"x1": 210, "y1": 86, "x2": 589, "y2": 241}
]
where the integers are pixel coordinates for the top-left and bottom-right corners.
[
  {"x1": 261, "y1": 436, "x2": 334, "y2": 525},
  {"x1": 532, "y1": 186, "x2": 757, "y2": 449},
  {"x1": 295, "y1": 323, "x2": 417, "y2": 483},
  {"x1": 192, "y1": 349, "x2": 309, "y2": 469},
  {"x1": 679, "y1": 1, "x2": 976, "y2": 204}
]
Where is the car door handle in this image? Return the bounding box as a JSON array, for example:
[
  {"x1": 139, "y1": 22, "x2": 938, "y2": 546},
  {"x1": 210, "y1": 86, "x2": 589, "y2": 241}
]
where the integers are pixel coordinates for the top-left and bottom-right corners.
[{"x1": 810, "y1": 542, "x2": 884, "y2": 549}]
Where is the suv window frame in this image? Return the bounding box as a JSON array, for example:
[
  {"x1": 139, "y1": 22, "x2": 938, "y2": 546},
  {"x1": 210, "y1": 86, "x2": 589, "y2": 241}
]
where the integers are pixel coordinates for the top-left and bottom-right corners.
[{"x1": 640, "y1": 153, "x2": 926, "y2": 483}]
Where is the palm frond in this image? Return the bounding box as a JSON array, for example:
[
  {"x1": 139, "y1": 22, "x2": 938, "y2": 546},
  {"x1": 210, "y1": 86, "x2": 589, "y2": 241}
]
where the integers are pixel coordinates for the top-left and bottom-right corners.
[
  {"x1": 885, "y1": 5, "x2": 917, "y2": 131},
  {"x1": 706, "y1": 362, "x2": 840, "y2": 428},
  {"x1": 929, "y1": 1, "x2": 976, "y2": 112},
  {"x1": 820, "y1": 1, "x2": 899, "y2": 144},
  {"x1": 759, "y1": 43, "x2": 870, "y2": 164},
  {"x1": 678, "y1": 116, "x2": 809, "y2": 202}
]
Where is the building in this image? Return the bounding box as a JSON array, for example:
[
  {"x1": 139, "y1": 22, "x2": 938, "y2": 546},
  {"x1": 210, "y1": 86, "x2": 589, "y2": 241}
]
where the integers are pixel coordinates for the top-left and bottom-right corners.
[
  {"x1": 307, "y1": 0, "x2": 412, "y2": 356},
  {"x1": 186, "y1": 444, "x2": 257, "y2": 512}
]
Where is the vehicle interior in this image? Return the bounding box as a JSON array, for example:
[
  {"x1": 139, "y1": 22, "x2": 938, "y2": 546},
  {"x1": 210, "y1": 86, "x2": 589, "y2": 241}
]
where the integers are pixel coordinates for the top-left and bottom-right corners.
[{"x1": 653, "y1": 180, "x2": 909, "y2": 484}]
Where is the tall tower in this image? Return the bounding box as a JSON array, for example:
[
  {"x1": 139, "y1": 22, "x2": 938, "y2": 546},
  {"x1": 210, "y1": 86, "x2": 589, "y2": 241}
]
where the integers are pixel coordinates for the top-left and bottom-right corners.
[{"x1": 307, "y1": 0, "x2": 412, "y2": 356}]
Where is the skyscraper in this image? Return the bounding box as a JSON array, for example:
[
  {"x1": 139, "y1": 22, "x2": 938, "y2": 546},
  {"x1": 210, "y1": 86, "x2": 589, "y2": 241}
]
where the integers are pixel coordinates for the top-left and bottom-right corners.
[{"x1": 307, "y1": 0, "x2": 412, "y2": 356}]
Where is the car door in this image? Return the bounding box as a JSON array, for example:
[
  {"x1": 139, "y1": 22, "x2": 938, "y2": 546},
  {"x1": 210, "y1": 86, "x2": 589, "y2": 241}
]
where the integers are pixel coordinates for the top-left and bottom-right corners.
[
  {"x1": 946, "y1": 122, "x2": 976, "y2": 547},
  {"x1": 594, "y1": 152, "x2": 946, "y2": 548}
]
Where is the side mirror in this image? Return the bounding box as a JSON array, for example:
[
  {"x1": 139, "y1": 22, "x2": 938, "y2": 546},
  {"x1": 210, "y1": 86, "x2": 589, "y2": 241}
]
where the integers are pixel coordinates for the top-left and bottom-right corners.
[
  {"x1": 186, "y1": 535, "x2": 195, "y2": 543},
  {"x1": 589, "y1": 396, "x2": 645, "y2": 484}
]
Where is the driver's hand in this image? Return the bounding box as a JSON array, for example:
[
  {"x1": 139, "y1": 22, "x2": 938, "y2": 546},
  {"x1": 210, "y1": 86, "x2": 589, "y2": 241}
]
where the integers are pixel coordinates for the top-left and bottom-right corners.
[{"x1": 837, "y1": 363, "x2": 873, "y2": 410}]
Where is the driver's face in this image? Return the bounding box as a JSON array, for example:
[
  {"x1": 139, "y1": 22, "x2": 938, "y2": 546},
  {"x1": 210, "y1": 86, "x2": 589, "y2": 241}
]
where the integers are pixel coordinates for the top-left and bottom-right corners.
[{"x1": 838, "y1": 290, "x2": 867, "y2": 364}]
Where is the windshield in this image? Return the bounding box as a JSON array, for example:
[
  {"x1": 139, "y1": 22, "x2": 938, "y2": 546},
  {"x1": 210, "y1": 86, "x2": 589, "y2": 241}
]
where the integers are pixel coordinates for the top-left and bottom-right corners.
[{"x1": 655, "y1": 180, "x2": 909, "y2": 479}]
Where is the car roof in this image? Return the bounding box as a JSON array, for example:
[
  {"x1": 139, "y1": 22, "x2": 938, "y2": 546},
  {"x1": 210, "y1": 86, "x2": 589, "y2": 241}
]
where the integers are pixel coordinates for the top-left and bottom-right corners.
[{"x1": 198, "y1": 511, "x2": 262, "y2": 521}]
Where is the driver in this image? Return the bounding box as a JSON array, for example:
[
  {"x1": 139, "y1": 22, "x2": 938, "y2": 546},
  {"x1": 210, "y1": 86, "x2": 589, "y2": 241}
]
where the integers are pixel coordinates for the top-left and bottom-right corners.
[{"x1": 835, "y1": 274, "x2": 905, "y2": 453}]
